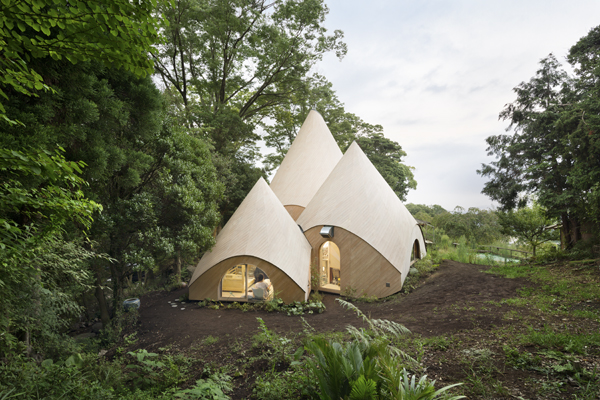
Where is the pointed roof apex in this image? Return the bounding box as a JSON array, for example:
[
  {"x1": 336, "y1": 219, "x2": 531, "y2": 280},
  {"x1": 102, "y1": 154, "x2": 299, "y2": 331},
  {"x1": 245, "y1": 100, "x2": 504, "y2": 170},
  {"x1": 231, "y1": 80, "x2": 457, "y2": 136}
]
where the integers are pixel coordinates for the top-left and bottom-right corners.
[
  {"x1": 189, "y1": 177, "x2": 311, "y2": 290},
  {"x1": 297, "y1": 140, "x2": 422, "y2": 279},
  {"x1": 270, "y1": 110, "x2": 343, "y2": 208}
]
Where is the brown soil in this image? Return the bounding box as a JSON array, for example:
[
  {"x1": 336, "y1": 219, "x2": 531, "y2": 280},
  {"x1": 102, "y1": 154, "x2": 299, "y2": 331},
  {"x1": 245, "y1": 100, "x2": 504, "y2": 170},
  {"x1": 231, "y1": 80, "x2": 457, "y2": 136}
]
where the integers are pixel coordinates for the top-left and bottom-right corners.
[
  {"x1": 137, "y1": 260, "x2": 530, "y2": 348},
  {"x1": 129, "y1": 260, "x2": 599, "y2": 399}
]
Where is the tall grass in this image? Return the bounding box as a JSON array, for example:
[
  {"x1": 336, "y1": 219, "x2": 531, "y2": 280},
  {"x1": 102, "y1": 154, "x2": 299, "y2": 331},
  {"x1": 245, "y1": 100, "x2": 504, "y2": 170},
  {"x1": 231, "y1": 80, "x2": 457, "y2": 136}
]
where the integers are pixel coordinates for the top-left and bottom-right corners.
[{"x1": 428, "y1": 236, "x2": 521, "y2": 266}]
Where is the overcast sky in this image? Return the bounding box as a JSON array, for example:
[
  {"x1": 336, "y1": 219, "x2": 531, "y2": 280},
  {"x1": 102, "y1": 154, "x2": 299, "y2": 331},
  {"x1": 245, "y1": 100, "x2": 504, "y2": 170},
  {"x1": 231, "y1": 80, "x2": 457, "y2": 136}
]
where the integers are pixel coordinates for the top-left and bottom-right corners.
[{"x1": 302, "y1": 0, "x2": 600, "y2": 211}]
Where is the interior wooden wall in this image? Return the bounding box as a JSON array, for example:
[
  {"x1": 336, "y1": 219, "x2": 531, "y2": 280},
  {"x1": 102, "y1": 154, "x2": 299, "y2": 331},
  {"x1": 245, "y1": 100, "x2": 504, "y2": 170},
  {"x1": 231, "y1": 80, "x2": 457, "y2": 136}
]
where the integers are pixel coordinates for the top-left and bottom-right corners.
[
  {"x1": 189, "y1": 255, "x2": 307, "y2": 303},
  {"x1": 304, "y1": 226, "x2": 403, "y2": 298},
  {"x1": 284, "y1": 205, "x2": 305, "y2": 221}
]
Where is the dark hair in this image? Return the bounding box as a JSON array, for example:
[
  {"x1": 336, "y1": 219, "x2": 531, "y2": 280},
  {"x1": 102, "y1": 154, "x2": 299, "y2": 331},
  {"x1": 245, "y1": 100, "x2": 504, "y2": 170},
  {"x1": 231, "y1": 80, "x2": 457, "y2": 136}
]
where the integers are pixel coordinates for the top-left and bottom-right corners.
[{"x1": 256, "y1": 274, "x2": 264, "y2": 282}]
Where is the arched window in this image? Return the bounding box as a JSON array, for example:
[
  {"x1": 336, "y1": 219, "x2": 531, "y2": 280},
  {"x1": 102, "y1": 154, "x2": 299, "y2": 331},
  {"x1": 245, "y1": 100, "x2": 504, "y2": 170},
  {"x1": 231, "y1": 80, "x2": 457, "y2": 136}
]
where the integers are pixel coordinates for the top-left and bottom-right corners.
[
  {"x1": 319, "y1": 241, "x2": 341, "y2": 291},
  {"x1": 411, "y1": 240, "x2": 421, "y2": 262},
  {"x1": 220, "y1": 264, "x2": 273, "y2": 301}
]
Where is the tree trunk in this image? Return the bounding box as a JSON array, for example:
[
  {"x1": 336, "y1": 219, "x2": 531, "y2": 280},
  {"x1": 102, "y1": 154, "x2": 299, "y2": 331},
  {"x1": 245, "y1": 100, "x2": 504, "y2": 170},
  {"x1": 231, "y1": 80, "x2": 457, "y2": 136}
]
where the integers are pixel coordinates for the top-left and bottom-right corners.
[
  {"x1": 25, "y1": 329, "x2": 31, "y2": 357},
  {"x1": 109, "y1": 262, "x2": 124, "y2": 313},
  {"x1": 81, "y1": 292, "x2": 94, "y2": 321},
  {"x1": 95, "y1": 273, "x2": 111, "y2": 327},
  {"x1": 572, "y1": 215, "x2": 582, "y2": 243},
  {"x1": 561, "y1": 213, "x2": 572, "y2": 250},
  {"x1": 176, "y1": 250, "x2": 182, "y2": 283}
]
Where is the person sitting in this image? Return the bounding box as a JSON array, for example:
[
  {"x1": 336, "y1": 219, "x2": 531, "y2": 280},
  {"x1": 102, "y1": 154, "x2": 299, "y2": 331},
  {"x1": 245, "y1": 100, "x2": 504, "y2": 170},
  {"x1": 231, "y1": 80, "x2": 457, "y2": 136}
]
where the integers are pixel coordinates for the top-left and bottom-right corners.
[{"x1": 248, "y1": 274, "x2": 269, "y2": 300}]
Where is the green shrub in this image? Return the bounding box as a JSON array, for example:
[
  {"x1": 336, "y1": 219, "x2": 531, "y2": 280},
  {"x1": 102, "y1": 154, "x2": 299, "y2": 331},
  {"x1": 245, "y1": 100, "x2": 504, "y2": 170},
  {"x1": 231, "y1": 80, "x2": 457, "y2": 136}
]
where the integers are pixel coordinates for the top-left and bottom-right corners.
[
  {"x1": 0, "y1": 354, "x2": 124, "y2": 399},
  {"x1": 309, "y1": 290, "x2": 324, "y2": 302},
  {"x1": 440, "y1": 235, "x2": 451, "y2": 250},
  {"x1": 302, "y1": 299, "x2": 466, "y2": 400},
  {"x1": 172, "y1": 373, "x2": 232, "y2": 400}
]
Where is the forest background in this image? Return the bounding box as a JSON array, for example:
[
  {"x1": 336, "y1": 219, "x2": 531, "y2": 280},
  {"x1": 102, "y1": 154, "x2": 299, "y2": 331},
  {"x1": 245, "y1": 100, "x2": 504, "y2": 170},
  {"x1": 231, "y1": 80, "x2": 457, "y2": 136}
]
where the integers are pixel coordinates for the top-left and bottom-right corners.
[{"x1": 1, "y1": 0, "x2": 599, "y2": 380}]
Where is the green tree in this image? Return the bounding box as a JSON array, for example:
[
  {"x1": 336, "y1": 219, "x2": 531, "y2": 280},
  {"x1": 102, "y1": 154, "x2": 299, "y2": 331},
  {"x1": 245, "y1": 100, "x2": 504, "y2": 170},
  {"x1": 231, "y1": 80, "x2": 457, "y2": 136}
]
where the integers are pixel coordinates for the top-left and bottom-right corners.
[
  {"x1": 0, "y1": 0, "x2": 162, "y2": 125},
  {"x1": 433, "y1": 207, "x2": 504, "y2": 245},
  {"x1": 154, "y1": 0, "x2": 346, "y2": 131},
  {"x1": 154, "y1": 0, "x2": 346, "y2": 221},
  {"x1": 1, "y1": 60, "x2": 223, "y2": 321},
  {"x1": 562, "y1": 26, "x2": 600, "y2": 240},
  {"x1": 477, "y1": 54, "x2": 583, "y2": 247},
  {"x1": 479, "y1": 24, "x2": 600, "y2": 247},
  {"x1": 0, "y1": 148, "x2": 102, "y2": 355},
  {"x1": 497, "y1": 204, "x2": 558, "y2": 256}
]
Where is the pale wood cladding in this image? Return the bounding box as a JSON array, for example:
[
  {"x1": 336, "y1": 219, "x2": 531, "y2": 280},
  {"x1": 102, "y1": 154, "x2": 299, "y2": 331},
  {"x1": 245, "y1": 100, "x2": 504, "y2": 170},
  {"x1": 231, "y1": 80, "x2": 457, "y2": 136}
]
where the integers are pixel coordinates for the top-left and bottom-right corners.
[
  {"x1": 189, "y1": 256, "x2": 306, "y2": 303},
  {"x1": 304, "y1": 226, "x2": 402, "y2": 298},
  {"x1": 284, "y1": 205, "x2": 305, "y2": 221},
  {"x1": 189, "y1": 178, "x2": 311, "y2": 293},
  {"x1": 270, "y1": 110, "x2": 343, "y2": 208},
  {"x1": 296, "y1": 142, "x2": 427, "y2": 282}
]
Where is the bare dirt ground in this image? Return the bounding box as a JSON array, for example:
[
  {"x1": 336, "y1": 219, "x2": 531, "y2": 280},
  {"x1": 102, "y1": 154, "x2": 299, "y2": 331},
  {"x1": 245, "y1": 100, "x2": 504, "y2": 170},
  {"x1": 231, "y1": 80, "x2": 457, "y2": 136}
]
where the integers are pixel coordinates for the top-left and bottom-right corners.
[
  {"x1": 136, "y1": 260, "x2": 530, "y2": 350},
  {"x1": 129, "y1": 260, "x2": 599, "y2": 399}
]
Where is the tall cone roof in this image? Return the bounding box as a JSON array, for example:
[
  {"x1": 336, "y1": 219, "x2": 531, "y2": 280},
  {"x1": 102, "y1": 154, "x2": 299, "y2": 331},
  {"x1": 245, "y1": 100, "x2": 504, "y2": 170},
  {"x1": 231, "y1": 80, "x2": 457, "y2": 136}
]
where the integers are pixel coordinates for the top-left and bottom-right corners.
[
  {"x1": 297, "y1": 142, "x2": 425, "y2": 279},
  {"x1": 189, "y1": 178, "x2": 311, "y2": 290},
  {"x1": 270, "y1": 110, "x2": 343, "y2": 208}
]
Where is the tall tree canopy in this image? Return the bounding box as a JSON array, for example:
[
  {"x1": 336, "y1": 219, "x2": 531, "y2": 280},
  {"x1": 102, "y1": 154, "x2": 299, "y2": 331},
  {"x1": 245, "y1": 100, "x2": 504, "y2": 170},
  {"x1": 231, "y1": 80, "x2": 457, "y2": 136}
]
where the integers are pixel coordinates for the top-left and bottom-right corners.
[
  {"x1": 154, "y1": 0, "x2": 345, "y2": 131},
  {"x1": 478, "y1": 26, "x2": 600, "y2": 247},
  {"x1": 0, "y1": 0, "x2": 162, "y2": 124},
  {"x1": 154, "y1": 0, "x2": 347, "y2": 221},
  {"x1": 2, "y1": 60, "x2": 223, "y2": 323}
]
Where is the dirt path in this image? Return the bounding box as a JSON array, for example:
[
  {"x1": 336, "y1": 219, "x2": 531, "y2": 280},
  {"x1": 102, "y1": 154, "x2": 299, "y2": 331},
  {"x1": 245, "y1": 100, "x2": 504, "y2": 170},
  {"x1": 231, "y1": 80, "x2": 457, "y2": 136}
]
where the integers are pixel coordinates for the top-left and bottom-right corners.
[{"x1": 136, "y1": 260, "x2": 531, "y2": 350}]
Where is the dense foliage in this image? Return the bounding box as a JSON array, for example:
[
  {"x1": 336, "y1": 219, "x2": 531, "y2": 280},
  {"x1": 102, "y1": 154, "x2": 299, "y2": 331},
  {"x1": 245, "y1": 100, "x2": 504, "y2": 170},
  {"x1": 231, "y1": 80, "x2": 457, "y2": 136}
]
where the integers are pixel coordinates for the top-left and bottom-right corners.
[
  {"x1": 406, "y1": 204, "x2": 505, "y2": 246},
  {"x1": 0, "y1": 0, "x2": 161, "y2": 125},
  {"x1": 0, "y1": 2, "x2": 424, "y2": 398},
  {"x1": 478, "y1": 26, "x2": 600, "y2": 247}
]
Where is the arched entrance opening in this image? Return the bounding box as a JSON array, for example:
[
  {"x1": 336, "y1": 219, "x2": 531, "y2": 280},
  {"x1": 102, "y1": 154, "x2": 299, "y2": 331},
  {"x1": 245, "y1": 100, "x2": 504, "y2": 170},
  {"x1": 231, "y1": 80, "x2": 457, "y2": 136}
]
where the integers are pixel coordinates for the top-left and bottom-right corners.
[
  {"x1": 411, "y1": 240, "x2": 421, "y2": 264},
  {"x1": 319, "y1": 241, "x2": 341, "y2": 291},
  {"x1": 220, "y1": 264, "x2": 273, "y2": 301}
]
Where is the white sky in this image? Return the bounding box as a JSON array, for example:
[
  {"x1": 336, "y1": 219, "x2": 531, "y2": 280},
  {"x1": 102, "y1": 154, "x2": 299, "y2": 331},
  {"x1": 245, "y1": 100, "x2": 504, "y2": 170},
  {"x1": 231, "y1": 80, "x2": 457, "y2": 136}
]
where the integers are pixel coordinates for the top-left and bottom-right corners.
[{"x1": 305, "y1": 0, "x2": 600, "y2": 211}]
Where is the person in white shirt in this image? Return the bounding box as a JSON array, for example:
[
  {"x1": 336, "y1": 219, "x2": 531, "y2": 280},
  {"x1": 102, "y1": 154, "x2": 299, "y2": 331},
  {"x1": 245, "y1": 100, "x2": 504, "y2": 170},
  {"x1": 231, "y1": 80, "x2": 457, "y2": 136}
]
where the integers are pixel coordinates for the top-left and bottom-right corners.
[{"x1": 248, "y1": 274, "x2": 269, "y2": 300}]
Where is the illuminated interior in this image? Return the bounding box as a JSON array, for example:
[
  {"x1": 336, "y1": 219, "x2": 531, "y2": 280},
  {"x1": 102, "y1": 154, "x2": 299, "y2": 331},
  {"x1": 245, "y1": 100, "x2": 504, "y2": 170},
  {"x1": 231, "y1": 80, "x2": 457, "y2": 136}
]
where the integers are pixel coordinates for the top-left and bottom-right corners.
[
  {"x1": 319, "y1": 241, "x2": 340, "y2": 292},
  {"x1": 219, "y1": 264, "x2": 273, "y2": 301}
]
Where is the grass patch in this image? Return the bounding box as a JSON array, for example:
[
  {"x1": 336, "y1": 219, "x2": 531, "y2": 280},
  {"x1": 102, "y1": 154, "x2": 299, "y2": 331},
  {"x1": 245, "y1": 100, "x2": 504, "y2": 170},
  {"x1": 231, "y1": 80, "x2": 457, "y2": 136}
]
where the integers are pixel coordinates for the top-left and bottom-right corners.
[
  {"x1": 520, "y1": 325, "x2": 600, "y2": 355},
  {"x1": 202, "y1": 335, "x2": 219, "y2": 345}
]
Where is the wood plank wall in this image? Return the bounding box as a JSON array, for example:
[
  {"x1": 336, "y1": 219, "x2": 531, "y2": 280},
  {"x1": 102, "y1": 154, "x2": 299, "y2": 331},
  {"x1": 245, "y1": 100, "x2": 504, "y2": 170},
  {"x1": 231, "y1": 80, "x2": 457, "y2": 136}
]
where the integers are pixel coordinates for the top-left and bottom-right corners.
[
  {"x1": 284, "y1": 205, "x2": 305, "y2": 221},
  {"x1": 189, "y1": 255, "x2": 307, "y2": 303},
  {"x1": 304, "y1": 226, "x2": 403, "y2": 298}
]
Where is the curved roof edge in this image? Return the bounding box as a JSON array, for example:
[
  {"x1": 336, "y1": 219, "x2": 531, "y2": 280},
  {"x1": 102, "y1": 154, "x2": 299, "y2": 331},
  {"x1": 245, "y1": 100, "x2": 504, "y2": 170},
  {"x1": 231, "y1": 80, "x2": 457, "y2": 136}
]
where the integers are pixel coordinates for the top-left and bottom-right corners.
[
  {"x1": 296, "y1": 142, "x2": 423, "y2": 278},
  {"x1": 190, "y1": 254, "x2": 305, "y2": 292},
  {"x1": 270, "y1": 110, "x2": 343, "y2": 208},
  {"x1": 189, "y1": 178, "x2": 312, "y2": 291}
]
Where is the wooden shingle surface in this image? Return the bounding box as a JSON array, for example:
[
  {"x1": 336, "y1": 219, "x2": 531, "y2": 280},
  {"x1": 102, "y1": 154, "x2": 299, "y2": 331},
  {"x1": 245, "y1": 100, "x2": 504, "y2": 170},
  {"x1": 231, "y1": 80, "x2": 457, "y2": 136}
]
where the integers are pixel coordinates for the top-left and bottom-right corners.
[
  {"x1": 189, "y1": 178, "x2": 311, "y2": 296},
  {"x1": 297, "y1": 142, "x2": 426, "y2": 283},
  {"x1": 270, "y1": 110, "x2": 343, "y2": 210}
]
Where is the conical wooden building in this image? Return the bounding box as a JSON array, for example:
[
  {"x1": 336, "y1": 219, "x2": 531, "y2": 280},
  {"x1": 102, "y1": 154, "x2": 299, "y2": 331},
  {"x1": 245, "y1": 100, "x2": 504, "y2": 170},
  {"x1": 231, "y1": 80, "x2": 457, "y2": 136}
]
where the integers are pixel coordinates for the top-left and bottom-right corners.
[
  {"x1": 188, "y1": 178, "x2": 312, "y2": 303},
  {"x1": 269, "y1": 110, "x2": 343, "y2": 220},
  {"x1": 296, "y1": 142, "x2": 426, "y2": 298}
]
